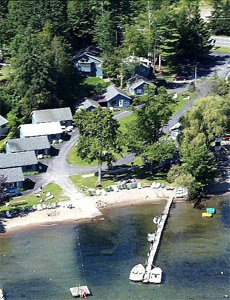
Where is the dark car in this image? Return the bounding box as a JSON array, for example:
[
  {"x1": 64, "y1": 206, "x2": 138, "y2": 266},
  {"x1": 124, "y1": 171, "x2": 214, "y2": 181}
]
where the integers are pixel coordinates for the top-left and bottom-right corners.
[
  {"x1": 6, "y1": 188, "x2": 22, "y2": 197},
  {"x1": 173, "y1": 75, "x2": 188, "y2": 81},
  {"x1": 153, "y1": 78, "x2": 167, "y2": 87}
]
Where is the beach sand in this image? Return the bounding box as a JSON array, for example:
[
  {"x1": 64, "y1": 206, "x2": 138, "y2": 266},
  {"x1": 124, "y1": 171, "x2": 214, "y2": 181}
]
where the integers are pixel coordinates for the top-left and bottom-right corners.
[{"x1": 0, "y1": 187, "x2": 174, "y2": 233}]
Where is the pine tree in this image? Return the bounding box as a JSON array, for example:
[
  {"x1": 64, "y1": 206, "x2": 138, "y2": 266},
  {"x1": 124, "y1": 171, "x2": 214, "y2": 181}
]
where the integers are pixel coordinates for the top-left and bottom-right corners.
[{"x1": 208, "y1": 0, "x2": 230, "y2": 36}]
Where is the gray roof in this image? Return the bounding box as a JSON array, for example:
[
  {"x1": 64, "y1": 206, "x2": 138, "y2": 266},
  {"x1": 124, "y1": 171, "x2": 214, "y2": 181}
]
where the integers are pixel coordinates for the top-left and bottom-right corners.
[
  {"x1": 7, "y1": 136, "x2": 50, "y2": 153},
  {"x1": 78, "y1": 99, "x2": 100, "y2": 110},
  {"x1": 130, "y1": 79, "x2": 150, "y2": 90},
  {"x1": 103, "y1": 86, "x2": 131, "y2": 102},
  {"x1": 0, "y1": 151, "x2": 38, "y2": 169},
  {"x1": 0, "y1": 167, "x2": 24, "y2": 183},
  {"x1": 0, "y1": 115, "x2": 8, "y2": 126},
  {"x1": 32, "y1": 107, "x2": 73, "y2": 123}
]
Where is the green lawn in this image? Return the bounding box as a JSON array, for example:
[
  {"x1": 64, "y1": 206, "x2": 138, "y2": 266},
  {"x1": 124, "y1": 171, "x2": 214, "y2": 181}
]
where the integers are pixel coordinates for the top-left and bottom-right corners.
[
  {"x1": 70, "y1": 174, "x2": 115, "y2": 193},
  {"x1": 67, "y1": 146, "x2": 98, "y2": 166},
  {"x1": 212, "y1": 46, "x2": 230, "y2": 54},
  {"x1": 0, "y1": 183, "x2": 69, "y2": 213},
  {"x1": 70, "y1": 166, "x2": 168, "y2": 194},
  {"x1": 0, "y1": 136, "x2": 8, "y2": 152},
  {"x1": 83, "y1": 77, "x2": 108, "y2": 86},
  {"x1": 0, "y1": 66, "x2": 12, "y2": 81},
  {"x1": 172, "y1": 91, "x2": 195, "y2": 114}
]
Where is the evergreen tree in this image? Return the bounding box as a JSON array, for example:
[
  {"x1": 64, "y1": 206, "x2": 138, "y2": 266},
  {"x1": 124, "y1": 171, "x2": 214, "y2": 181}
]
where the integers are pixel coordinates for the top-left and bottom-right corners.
[{"x1": 208, "y1": 0, "x2": 230, "y2": 36}]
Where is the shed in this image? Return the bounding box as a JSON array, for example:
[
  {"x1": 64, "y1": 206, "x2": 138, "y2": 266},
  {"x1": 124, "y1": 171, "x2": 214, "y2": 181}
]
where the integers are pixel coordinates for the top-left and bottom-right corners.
[
  {"x1": 128, "y1": 79, "x2": 151, "y2": 95},
  {"x1": 98, "y1": 86, "x2": 132, "y2": 108},
  {"x1": 77, "y1": 98, "x2": 100, "y2": 112}
]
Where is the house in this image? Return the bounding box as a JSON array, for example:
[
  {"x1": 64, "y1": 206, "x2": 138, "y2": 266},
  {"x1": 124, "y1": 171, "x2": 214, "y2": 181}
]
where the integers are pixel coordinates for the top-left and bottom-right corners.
[
  {"x1": 19, "y1": 121, "x2": 63, "y2": 142},
  {"x1": 77, "y1": 98, "x2": 100, "y2": 112},
  {"x1": 98, "y1": 86, "x2": 132, "y2": 109},
  {"x1": 6, "y1": 136, "x2": 50, "y2": 156},
  {"x1": 0, "y1": 115, "x2": 8, "y2": 137},
  {"x1": 128, "y1": 78, "x2": 151, "y2": 95},
  {"x1": 31, "y1": 107, "x2": 73, "y2": 127},
  {"x1": 123, "y1": 56, "x2": 152, "y2": 78},
  {"x1": 72, "y1": 46, "x2": 103, "y2": 78},
  {"x1": 0, "y1": 167, "x2": 24, "y2": 188},
  {"x1": 0, "y1": 151, "x2": 38, "y2": 172}
]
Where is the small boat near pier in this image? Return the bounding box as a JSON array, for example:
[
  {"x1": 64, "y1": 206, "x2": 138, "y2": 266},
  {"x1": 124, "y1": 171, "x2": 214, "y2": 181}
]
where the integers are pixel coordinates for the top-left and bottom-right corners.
[
  {"x1": 129, "y1": 264, "x2": 145, "y2": 282},
  {"x1": 0, "y1": 288, "x2": 5, "y2": 300}
]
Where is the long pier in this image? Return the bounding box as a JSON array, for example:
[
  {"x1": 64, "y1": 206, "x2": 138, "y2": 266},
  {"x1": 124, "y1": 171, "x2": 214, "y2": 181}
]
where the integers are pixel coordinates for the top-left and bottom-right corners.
[{"x1": 143, "y1": 196, "x2": 174, "y2": 283}]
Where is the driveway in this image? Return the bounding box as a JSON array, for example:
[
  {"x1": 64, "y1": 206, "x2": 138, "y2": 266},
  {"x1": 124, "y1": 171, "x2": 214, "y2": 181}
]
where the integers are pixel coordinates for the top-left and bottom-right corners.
[{"x1": 23, "y1": 51, "x2": 230, "y2": 196}]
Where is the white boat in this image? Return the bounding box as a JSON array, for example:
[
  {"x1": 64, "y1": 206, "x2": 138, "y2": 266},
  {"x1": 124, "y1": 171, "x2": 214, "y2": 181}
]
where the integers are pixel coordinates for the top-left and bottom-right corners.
[
  {"x1": 148, "y1": 267, "x2": 162, "y2": 284},
  {"x1": 129, "y1": 264, "x2": 145, "y2": 282},
  {"x1": 147, "y1": 233, "x2": 155, "y2": 242},
  {"x1": 0, "y1": 288, "x2": 5, "y2": 300},
  {"x1": 153, "y1": 216, "x2": 161, "y2": 224}
]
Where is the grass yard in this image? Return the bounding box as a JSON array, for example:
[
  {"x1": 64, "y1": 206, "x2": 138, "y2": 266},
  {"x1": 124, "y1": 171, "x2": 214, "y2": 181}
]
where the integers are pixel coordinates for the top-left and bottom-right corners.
[
  {"x1": 212, "y1": 46, "x2": 230, "y2": 54},
  {"x1": 83, "y1": 77, "x2": 109, "y2": 86},
  {"x1": 0, "y1": 136, "x2": 8, "y2": 152},
  {"x1": 0, "y1": 183, "x2": 69, "y2": 213},
  {"x1": 67, "y1": 146, "x2": 98, "y2": 166},
  {"x1": 70, "y1": 165, "x2": 168, "y2": 194},
  {"x1": 172, "y1": 91, "x2": 195, "y2": 114},
  {"x1": 70, "y1": 174, "x2": 115, "y2": 193}
]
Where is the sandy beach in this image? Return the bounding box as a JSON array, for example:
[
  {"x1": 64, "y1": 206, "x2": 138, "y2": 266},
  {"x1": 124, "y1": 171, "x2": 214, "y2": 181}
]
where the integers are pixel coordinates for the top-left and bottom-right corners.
[{"x1": 0, "y1": 187, "x2": 174, "y2": 233}]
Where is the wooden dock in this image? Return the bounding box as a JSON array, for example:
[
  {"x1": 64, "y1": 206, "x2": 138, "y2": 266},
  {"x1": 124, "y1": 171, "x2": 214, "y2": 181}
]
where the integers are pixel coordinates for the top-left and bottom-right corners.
[{"x1": 143, "y1": 196, "x2": 174, "y2": 283}]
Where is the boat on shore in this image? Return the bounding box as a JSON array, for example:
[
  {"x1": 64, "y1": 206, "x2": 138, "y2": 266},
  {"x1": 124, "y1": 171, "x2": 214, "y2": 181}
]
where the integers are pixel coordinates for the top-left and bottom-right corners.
[
  {"x1": 70, "y1": 285, "x2": 90, "y2": 298},
  {"x1": 202, "y1": 212, "x2": 213, "y2": 218},
  {"x1": 129, "y1": 264, "x2": 145, "y2": 282},
  {"x1": 148, "y1": 267, "x2": 162, "y2": 284}
]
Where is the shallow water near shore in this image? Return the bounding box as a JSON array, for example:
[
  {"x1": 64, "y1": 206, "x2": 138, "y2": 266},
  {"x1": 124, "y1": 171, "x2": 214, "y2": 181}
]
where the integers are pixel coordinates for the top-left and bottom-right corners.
[{"x1": 0, "y1": 197, "x2": 229, "y2": 300}]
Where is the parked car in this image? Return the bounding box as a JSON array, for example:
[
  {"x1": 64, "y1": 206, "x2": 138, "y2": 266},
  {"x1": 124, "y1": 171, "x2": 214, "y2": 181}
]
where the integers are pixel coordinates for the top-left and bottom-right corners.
[
  {"x1": 227, "y1": 60, "x2": 230, "y2": 68},
  {"x1": 153, "y1": 78, "x2": 167, "y2": 87},
  {"x1": 173, "y1": 75, "x2": 188, "y2": 81}
]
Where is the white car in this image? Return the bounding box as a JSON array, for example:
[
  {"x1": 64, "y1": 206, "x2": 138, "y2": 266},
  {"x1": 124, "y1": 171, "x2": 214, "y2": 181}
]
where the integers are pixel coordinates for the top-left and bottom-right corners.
[{"x1": 227, "y1": 60, "x2": 230, "y2": 68}]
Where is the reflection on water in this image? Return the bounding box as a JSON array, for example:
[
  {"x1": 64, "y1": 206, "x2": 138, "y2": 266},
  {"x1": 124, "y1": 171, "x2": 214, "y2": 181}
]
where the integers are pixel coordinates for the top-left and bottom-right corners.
[{"x1": 0, "y1": 198, "x2": 229, "y2": 300}]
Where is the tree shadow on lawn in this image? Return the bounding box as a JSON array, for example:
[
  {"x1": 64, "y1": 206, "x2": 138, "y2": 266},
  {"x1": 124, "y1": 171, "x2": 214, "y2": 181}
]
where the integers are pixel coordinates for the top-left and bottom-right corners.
[{"x1": 102, "y1": 165, "x2": 168, "y2": 184}]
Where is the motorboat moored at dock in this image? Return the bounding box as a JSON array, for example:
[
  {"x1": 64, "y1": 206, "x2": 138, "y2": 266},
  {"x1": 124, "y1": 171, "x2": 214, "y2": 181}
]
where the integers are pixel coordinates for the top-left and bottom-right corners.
[
  {"x1": 129, "y1": 264, "x2": 145, "y2": 282},
  {"x1": 148, "y1": 267, "x2": 162, "y2": 284}
]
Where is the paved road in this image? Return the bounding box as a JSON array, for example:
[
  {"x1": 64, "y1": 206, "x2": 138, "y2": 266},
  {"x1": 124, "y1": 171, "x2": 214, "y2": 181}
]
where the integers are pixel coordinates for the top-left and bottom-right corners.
[
  {"x1": 211, "y1": 36, "x2": 230, "y2": 47},
  {"x1": 24, "y1": 51, "x2": 230, "y2": 196}
]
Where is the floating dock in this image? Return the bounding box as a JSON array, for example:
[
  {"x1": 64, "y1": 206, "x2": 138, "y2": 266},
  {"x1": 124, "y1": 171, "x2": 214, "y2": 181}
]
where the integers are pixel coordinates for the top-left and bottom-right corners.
[
  {"x1": 142, "y1": 196, "x2": 174, "y2": 283},
  {"x1": 70, "y1": 285, "x2": 90, "y2": 298}
]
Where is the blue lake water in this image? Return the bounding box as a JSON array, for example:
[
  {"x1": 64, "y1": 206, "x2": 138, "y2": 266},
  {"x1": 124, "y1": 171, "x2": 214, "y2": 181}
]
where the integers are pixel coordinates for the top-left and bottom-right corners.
[{"x1": 0, "y1": 197, "x2": 229, "y2": 300}]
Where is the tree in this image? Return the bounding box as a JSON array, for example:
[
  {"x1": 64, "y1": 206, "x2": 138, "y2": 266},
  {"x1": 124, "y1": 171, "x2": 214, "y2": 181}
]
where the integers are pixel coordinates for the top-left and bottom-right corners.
[
  {"x1": 128, "y1": 86, "x2": 174, "y2": 152},
  {"x1": 93, "y1": 10, "x2": 116, "y2": 55},
  {"x1": 181, "y1": 145, "x2": 217, "y2": 185},
  {"x1": 176, "y1": 2, "x2": 212, "y2": 62},
  {"x1": 0, "y1": 175, "x2": 7, "y2": 204},
  {"x1": 208, "y1": 0, "x2": 230, "y2": 36},
  {"x1": 143, "y1": 139, "x2": 177, "y2": 171},
  {"x1": 74, "y1": 108, "x2": 121, "y2": 184}
]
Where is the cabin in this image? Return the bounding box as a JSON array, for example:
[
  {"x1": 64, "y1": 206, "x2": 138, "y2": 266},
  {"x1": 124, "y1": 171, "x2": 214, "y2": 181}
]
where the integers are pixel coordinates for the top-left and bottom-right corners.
[
  {"x1": 0, "y1": 167, "x2": 24, "y2": 188},
  {"x1": 31, "y1": 107, "x2": 73, "y2": 127},
  {"x1": 72, "y1": 47, "x2": 103, "y2": 78},
  {"x1": 0, "y1": 151, "x2": 38, "y2": 172},
  {"x1": 0, "y1": 115, "x2": 8, "y2": 137},
  {"x1": 128, "y1": 78, "x2": 151, "y2": 95},
  {"x1": 98, "y1": 86, "x2": 132, "y2": 109},
  {"x1": 76, "y1": 98, "x2": 100, "y2": 112},
  {"x1": 19, "y1": 122, "x2": 63, "y2": 142},
  {"x1": 6, "y1": 136, "x2": 50, "y2": 156},
  {"x1": 123, "y1": 56, "x2": 152, "y2": 79}
]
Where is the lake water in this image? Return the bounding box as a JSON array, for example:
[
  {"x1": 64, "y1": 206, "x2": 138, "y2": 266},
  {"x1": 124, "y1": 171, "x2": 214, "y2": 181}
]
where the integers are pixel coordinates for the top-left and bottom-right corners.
[{"x1": 0, "y1": 197, "x2": 229, "y2": 300}]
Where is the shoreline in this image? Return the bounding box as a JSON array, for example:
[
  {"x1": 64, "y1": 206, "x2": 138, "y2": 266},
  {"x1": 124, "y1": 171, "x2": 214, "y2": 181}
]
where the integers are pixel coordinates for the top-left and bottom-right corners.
[{"x1": 0, "y1": 187, "x2": 172, "y2": 235}]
